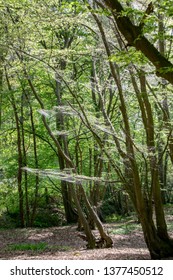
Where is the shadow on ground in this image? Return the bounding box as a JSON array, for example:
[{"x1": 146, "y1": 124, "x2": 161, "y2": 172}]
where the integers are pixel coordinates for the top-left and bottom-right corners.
[{"x1": 0, "y1": 224, "x2": 150, "y2": 260}]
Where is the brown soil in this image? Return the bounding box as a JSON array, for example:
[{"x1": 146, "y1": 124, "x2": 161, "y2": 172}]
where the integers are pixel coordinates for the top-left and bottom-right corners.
[{"x1": 0, "y1": 223, "x2": 151, "y2": 260}]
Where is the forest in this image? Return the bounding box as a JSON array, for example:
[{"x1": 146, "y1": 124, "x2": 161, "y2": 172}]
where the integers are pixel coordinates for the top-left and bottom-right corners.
[{"x1": 0, "y1": 0, "x2": 173, "y2": 260}]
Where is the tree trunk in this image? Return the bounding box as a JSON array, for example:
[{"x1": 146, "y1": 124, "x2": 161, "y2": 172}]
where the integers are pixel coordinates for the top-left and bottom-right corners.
[
  {"x1": 90, "y1": 8, "x2": 173, "y2": 258},
  {"x1": 101, "y1": 0, "x2": 173, "y2": 85},
  {"x1": 5, "y1": 68, "x2": 25, "y2": 227},
  {"x1": 20, "y1": 91, "x2": 30, "y2": 226},
  {"x1": 29, "y1": 100, "x2": 40, "y2": 227},
  {"x1": 69, "y1": 184, "x2": 96, "y2": 249},
  {"x1": 54, "y1": 69, "x2": 78, "y2": 223},
  {"x1": 79, "y1": 185, "x2": 113, "y2": 248},
  {"x1": 139, "y1": 203, "x2": 173, "y2": 259}
]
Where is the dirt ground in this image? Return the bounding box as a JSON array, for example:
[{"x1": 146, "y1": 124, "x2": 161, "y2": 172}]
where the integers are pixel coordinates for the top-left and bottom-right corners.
[{"x1": 0, "y1": 223, "x2": 151, "y2": 260}]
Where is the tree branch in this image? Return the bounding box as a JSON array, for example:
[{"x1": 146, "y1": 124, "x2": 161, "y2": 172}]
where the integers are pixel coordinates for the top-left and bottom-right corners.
[{"x1": 101, "y1": 0, "x2": 173, "y2": 85}]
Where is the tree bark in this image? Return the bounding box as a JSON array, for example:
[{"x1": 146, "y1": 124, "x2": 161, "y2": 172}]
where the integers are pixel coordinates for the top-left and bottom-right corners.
[
  {"x1": 29, "y1": 99, "x2": 40, "y2": 227},
  {"x1": 101, "y1": 0, "x2": 173, "y2": 85},
  {"x1": 5, "y1": 68, "x2": 25, "y2": 227},
  {"x1": 54, "y1": 68, "x2": 78, "y2": 223},
  {"x1": 20, "y1": 91, "x2": 30, "y2": 226},
  {"x1": 90, "y1": 6, "x2": 173, "y2": 258}
]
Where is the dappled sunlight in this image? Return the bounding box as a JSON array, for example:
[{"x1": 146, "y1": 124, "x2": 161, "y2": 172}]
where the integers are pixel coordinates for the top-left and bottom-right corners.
[
  {"x1": 0, "y1": 224, "x2": 150, "y2": 260},
  {"x1": 28, "y1": 231, "x2": 54, "y2": 241}
]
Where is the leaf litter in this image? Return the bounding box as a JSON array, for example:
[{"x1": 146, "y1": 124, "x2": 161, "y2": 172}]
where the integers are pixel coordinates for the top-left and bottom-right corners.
[{"x1": 0, "y1": 224, "x2": 150, "y2": 260}]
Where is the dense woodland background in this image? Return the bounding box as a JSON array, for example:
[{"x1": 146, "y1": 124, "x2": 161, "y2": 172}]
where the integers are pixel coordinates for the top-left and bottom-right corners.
[{"x1": 0, "y1": 0, "x2": 173, "y2": 259}]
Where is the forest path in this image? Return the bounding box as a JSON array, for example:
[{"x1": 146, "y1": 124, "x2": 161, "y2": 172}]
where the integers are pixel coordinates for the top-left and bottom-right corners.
[{"x1": 0, "y1": 222, "x2": 150, "y2": 260}]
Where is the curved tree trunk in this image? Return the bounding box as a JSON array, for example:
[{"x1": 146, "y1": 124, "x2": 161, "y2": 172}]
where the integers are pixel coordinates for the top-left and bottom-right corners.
[
  {"x1": 80, "y1": 185, "x2": 113, "y2": 248},
  {"x1": 25, "y1": 70, "x2": 112, "y2": 249},
  {"x1": 89, "y1": 4, "x2": 173, "y2": 258},
  {"x1": 139, "y1": 202, "x2": 173, "y2": 259},
  {"x1": 69, "y1": 184, "x2": 96, "y2": 249}
]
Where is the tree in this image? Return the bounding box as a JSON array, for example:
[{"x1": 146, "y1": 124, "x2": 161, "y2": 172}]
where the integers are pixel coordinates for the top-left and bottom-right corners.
[
  {"x1": 0, "y1": 0, "x2": 113, "y2": 248},
  {"x1": 1, "y1": 0, "x2": 173, "y2": 258},
  {"x1": 101, "y1": 0, "x2": 173, "y2": 85},
  {"x1": 83, "y1": 0, "x2": 173, "y2": 259}
]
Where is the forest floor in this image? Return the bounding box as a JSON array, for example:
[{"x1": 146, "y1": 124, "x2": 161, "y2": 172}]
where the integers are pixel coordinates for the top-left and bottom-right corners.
[
  {"x1": 0, "y1": 214, "x2": 173, "y2": 260},
  {"x1": 0, "y1": 223, "x2": 149, "y2": 260}
]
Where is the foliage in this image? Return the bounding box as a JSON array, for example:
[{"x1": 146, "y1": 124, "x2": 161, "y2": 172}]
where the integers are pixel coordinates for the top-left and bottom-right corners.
[
  {"x1": 1, "y1": 0, "x2": 173, "y2": 257},
  {"x1": 6, "y1": 242, "x2": 71, "y2": 252},
  {"x1": 7, "y1": 242, "x2": 48, "y2": 252}
]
